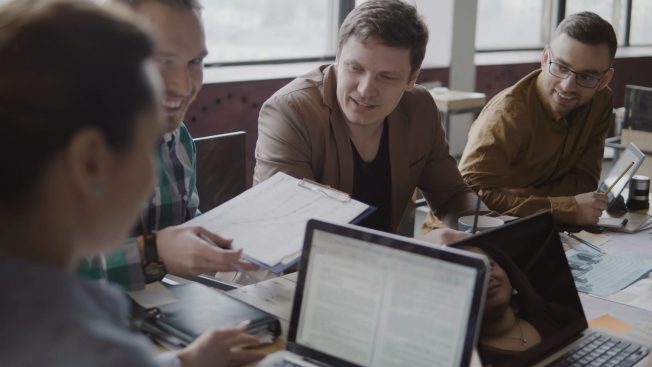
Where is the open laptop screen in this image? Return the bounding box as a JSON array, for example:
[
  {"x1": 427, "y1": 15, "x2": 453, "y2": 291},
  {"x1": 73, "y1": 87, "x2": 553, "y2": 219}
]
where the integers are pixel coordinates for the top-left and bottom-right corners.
[
  {"x1": 451, "y1": 213, "x2": 587, "y2": 367},
  {"x1": 598, "y1": 142, "x2": 645, "y2": 209},
  {"x1": 288, "y1": 220, "x2": 488, "y2": 367}
]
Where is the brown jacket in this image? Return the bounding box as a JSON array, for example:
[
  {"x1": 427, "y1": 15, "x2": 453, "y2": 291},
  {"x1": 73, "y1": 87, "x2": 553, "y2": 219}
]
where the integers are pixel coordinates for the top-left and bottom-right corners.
[
  {"x1": 459, "y1": 70, "x2": 613, "y2": 223},
  {"x1": 254, "y1": 64, "x2": 481, "y2": 230}
]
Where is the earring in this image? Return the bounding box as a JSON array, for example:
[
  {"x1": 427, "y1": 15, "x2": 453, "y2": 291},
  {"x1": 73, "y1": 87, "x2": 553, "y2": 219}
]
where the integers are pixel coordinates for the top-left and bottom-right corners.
[{"x1": 512, "y1": 288, "x2": 519, "y2": 296}]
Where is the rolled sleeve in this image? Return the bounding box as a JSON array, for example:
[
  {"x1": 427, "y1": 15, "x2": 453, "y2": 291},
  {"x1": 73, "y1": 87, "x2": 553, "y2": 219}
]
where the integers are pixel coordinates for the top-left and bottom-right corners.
[{"x1": 549, "y1": 196, "x2": 577, "y2": 224}]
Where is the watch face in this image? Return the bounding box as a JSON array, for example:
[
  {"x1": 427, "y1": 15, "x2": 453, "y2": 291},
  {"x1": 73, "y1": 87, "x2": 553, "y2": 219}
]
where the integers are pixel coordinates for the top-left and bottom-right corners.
[{"x1": 144, "y1": 262, "x2": 166, "y2": 282}]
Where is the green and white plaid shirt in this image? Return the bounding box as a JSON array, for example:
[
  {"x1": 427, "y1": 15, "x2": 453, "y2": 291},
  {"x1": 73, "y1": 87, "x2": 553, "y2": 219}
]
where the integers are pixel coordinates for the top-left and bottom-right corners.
[
  {"x1": 79, "y1": 123, "x2": 199, "y2": 291},
  {"x1": 134, "y1": 123, "x2": 200, "y2": 234}
]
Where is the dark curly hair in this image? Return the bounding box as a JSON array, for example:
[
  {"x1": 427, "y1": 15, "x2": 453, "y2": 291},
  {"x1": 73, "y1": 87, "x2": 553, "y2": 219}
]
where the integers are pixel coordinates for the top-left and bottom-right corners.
[{"x1": 0, "y1": 0, "x2": 156, "y2": 208}]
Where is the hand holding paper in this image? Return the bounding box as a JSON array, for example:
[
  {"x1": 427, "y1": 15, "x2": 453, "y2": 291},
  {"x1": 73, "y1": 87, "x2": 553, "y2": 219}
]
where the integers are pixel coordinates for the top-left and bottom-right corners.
[{"x1": 184, "y1": 172, "x2": 371, "y2": 272}]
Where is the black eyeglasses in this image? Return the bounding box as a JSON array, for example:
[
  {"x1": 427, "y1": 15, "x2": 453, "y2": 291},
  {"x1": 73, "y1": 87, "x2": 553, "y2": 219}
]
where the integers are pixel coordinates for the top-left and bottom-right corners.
[{"x1": 547, "y1": 48, "x2": 612, "y2": 89}]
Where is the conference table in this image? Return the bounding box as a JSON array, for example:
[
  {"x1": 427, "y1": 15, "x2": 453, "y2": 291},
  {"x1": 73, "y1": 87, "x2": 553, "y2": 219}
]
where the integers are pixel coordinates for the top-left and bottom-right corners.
[
  {"x1": 226, "y1": 227, "x2": 652, "y2": 365},
  {"x1": 576, "y1": 229, "x2": 652, "y2": 344}
]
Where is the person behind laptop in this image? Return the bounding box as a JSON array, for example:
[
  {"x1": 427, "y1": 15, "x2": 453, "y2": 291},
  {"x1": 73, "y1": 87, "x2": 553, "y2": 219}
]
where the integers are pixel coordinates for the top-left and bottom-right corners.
[
  {"x1": 0, "y1": 1, "x2": 263, "y2": 365},
  {"x1": 254, "y1": 0, "x2": 483, "y2": 243},
  {"x1": 83, "y1": 0, "x2": 256, "y2": 290},
  {"x1": 463, "y1": 246, "x2": 580, "y2": 366},
  {"x1": 459, "y1": 12, "x2": 616, "y2": 226}
]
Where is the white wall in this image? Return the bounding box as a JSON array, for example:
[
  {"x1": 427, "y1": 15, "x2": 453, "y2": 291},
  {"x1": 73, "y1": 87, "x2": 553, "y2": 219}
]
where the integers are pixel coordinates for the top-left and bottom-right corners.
[{"x1": 417, "y1": 0, "x2": 478, "y2": 156}]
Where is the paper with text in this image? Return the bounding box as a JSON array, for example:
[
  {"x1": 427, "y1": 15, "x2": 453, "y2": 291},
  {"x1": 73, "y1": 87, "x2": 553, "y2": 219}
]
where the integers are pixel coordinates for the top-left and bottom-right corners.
[
  {"x1": 184, "y1": 172, "x2": 369, "y2": 268},
  {"x1": 568, "y1": 252, "x2": 652, "y2": 297}
]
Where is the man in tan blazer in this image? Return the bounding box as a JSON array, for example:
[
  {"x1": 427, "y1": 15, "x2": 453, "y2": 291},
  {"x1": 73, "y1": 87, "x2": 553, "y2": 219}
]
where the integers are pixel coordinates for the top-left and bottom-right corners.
[{"x1": 254, "y1": 0, "x2": 483, "y2": 241}]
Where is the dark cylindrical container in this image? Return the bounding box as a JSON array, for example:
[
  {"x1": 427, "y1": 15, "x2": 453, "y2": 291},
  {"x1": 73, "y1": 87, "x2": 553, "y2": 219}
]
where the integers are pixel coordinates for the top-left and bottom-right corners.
[{"x1": 626, "y1": 175, "x2": 650, "y2": 210}]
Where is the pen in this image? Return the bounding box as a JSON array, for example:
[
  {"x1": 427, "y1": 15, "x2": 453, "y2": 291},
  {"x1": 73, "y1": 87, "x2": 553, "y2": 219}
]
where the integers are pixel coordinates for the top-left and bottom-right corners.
[
  {"x1": 564, "y1": 231, "x2": 605, "y2": 255},
  {"x1": 604, "y1": 161, "x2": 635, "y2": 195},
  {"x1": 471, "y1": 196, "x2": 482, "y2": 234}
]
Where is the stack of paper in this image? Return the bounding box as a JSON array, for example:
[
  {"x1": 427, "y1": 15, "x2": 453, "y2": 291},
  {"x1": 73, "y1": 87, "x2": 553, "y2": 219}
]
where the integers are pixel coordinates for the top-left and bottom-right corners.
[
  {"x1": 184, "y1": 172, "x2": 371, "y2": 273},
  {"x1": 600, "y1": 211, "x2": 652, "y2": 233}
]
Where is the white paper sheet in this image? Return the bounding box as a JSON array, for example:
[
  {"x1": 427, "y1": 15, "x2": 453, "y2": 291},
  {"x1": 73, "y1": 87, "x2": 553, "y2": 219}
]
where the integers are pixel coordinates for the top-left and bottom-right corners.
[
  {"x1": 607, "y1": 277, "x2": 652, "y2": 311},
  {"x1": 568, "y1": 251, "x2": 652, "y2": 297},
  {"x1": 184, "y1": 172, "x2": 370, "y2": 268},
  {"x1": 127, "y1": 281, "x2": 178, "y2": 309}
]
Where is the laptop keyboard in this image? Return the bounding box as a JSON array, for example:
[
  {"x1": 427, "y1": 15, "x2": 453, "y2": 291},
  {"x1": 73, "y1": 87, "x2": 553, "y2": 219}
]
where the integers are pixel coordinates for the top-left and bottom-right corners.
[{"x1": 549, "y1": 332, "x2": 649, "y2": 367}]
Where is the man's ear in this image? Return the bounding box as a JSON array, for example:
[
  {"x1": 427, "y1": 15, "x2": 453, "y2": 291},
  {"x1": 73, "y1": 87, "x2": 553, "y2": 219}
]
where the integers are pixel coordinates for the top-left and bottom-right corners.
[
  {"x1": 64, "y1": 127, "x2": 112, "y2": 200},
  {"x1": 597, "y1": 68, "x2": 614, "y2": 91},
  {"x1": 541, "y1": 46, "x2": 550, "y2": 71},
  {"x1": 334, "y1": 50, "x2": 341, "y2": 71},
  {"x1": 406, "y1": 69, "x2": 420, "y2": 91}
]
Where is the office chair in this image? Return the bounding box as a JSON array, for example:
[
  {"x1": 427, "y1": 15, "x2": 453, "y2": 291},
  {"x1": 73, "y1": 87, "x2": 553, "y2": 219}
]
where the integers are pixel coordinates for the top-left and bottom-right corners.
[
  {"x1": 621, "y1": 85, "x2": 652, "y2": 178},
  {"x1": 193, "y1": 131, "x2": 247, "y2": 212}
]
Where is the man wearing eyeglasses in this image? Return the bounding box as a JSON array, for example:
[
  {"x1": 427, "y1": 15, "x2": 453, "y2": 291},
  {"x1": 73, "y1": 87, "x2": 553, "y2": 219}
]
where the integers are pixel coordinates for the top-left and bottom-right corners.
[{"x1": 459, "y1": 12, "x2": 616, "y2": 226}]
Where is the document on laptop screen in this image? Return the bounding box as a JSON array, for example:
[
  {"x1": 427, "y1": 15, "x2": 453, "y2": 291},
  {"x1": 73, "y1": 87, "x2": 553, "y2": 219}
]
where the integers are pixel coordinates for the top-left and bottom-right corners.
[{"x1": 296, "y1": 230, "x2": 478, "y2": 367}]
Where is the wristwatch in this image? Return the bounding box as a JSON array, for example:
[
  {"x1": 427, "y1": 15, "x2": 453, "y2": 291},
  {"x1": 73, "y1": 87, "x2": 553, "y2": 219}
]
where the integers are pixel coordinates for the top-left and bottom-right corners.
[{"x1": 142, "y1": 232, "x2": 167, "y2": 283}]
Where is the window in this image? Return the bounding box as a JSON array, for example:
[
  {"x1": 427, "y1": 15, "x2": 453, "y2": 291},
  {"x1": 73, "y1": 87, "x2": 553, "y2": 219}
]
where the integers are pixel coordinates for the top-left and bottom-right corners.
[
  {"x1": 203, "y1": 1, "x2": 342, "y2": 65},
  {"x1": 475, "y1": 0, "x2": 547, "y2": 50},
  {"x1": 477, "y1": 0, "x2": 652, "y2": 51},
  {"x1": 630, "y1": 0, "x2": 652, "y2": 45},
  {"x1": 565, "y1": 0, "x2": 627, "y2": 45}
]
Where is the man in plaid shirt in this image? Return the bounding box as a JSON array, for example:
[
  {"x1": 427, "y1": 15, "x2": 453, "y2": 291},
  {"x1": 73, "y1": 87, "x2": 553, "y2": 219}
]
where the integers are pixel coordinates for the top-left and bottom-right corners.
[{"x1": 80, "y1": 0, "x2": 255, "y2": 290}]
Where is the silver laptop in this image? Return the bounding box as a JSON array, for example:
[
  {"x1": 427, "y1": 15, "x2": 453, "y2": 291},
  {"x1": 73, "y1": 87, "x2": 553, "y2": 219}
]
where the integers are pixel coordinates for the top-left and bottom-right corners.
[
  {"x1": 600, "y1": 142, "x2": 645, "y2": 209},
  {"x1": 450, "y1": 212, "x2": 650, "y2": 366},
  {"x1": 258, "y1": 219, "x2": 489, "y2": 367},
  {"x1": 598, "y1": 142, "x2": 651, "y2": 232}
]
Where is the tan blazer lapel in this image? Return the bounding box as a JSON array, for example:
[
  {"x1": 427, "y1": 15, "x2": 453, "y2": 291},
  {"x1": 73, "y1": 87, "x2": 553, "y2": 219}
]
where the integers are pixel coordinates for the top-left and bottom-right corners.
[
  {"x1": 322, "y1": 65, "x2": 354, "y2": 193},
  {"x1": 332, "y1": 111, "x2": 354, "y2": 193},
  {"x1": 388, "y1": 108, "x2": 410, "y2": 229}
]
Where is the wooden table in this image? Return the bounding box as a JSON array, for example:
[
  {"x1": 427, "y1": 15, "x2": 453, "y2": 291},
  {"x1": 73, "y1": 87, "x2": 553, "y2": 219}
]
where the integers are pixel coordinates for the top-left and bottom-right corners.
[{"x1": 429, "y1": 88, "x2": 486, "y2": 134}]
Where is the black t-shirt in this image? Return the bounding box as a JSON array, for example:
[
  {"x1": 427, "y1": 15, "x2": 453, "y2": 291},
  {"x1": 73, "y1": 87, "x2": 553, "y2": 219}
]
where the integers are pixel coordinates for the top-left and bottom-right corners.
[{"x1": 351, "y1": 121, "x2": 392, "y2": 232}]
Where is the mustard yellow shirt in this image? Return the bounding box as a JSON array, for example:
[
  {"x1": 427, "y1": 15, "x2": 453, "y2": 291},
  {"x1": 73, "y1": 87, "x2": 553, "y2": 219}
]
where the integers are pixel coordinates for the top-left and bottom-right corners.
[{"x1": 459, "y1": 70, "x2": 613, "y2": 224}]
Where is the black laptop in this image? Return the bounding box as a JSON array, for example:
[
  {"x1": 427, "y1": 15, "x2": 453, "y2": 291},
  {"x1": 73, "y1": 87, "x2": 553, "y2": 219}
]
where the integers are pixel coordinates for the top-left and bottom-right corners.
[
  {"x1": 450, "y1": 212, "x2": 650, "y2": 366},
  {"x1": 258, "y1": 219, "x2": 489, "y2": 367}
]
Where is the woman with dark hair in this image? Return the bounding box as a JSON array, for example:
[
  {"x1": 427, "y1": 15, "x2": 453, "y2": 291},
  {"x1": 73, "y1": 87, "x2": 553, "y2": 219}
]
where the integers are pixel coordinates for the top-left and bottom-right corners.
[
  {"x1": 463, "y1": 246, "x2": 579, "y2": 366},
  {"x1": 0, "y1": 1, "x2": 262, "y2": 366}
]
